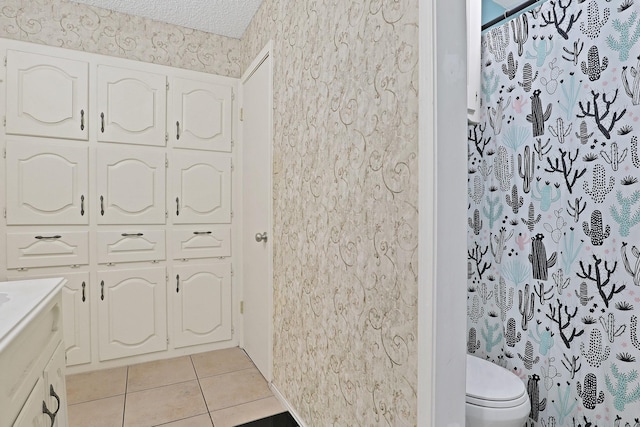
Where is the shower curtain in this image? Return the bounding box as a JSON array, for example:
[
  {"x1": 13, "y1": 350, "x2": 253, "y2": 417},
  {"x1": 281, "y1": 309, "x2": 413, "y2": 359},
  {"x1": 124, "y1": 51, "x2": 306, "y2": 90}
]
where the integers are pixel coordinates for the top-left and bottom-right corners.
[{"x1": 468, "y1": 1, "x2": 640, "y2": 425}]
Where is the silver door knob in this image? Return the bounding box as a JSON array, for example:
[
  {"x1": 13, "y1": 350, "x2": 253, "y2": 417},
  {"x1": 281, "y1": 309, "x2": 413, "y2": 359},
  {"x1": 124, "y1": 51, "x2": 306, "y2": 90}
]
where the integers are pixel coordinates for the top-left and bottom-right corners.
[{"x1": 255, "y1": 232, "x2": 268, "y2": 242}]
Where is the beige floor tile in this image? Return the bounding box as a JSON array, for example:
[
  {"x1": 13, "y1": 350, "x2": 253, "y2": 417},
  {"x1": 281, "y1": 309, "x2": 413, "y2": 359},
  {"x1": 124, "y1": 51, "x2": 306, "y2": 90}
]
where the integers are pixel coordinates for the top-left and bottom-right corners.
[
  {"x1": 124, "y1": 380, "x2": 207, "y2": 427},
  {"x1": 128, "y1": 356, "x2": 196, "y2": 392},
  {"x1": 66, "y1": 366, "x2": 128, "y2": 404},
  {"x1": 209, "y1": 397, "x2": 286, "y2": 427},
  {"x1": 200, "y1": 367, "x2": 273, "y2": 412},
  {"x1": 67, "y1": 395, "x2": 125, "y2": 427},
  {"x1": 191, "y1": 347, "x2": 254, "y2": 378},
  {"x1": 154, "y1": 413, "x2": 213, "y2": 427}
]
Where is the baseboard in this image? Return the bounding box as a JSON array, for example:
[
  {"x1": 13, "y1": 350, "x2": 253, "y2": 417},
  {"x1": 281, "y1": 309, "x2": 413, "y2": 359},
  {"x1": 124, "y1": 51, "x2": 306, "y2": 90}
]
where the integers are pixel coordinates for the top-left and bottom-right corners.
[{"x1": 270, "y1": 382, "x2": 307, "y2": 427}]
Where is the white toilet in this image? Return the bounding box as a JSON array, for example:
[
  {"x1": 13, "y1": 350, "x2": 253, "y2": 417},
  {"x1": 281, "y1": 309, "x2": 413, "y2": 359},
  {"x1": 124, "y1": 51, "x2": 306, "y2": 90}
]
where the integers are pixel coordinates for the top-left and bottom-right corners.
[{"x1": 466, "y1": 355, "x2": 531, "y2": 427}]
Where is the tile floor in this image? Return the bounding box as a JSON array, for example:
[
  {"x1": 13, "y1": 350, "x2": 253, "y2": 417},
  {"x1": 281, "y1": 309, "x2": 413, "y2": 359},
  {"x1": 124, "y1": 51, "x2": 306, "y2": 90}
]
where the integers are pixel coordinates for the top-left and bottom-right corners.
[{"x1": 65, "y1": 347, "x2": 286, "y2": 427}]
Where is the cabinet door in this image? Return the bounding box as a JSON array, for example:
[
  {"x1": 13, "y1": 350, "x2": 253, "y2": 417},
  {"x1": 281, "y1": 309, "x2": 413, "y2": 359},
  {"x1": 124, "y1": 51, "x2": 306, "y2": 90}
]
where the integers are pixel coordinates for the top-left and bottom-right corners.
[
  {"x1": 172, "y1": 227, "x2": 231, "y2": 260},
  {"x1": 43, "y1": 343, "x2": 68, "y2": 427},
  {"x1": 6, "y1": 231, "x2": 89, "y2": 269},
  {"x1": 6, "y1": 50, "x2": 89, "y2": 141},
  {"x1": 171, "y1": 151, "x2": 231, "y2": 224},
  {"x1": 6, "y1": 141, "x2": 88, "y2": 225},
  {"x1": 172, "y1": 263, "x2": 231, "y2": 348},
  {"x1": 61, "y1": 273, "x2": 91, "y2": 366},
  {"x1": 97, "y1": 65, "x2": 167, "y2": 146},
  {"x1": 96, "y1": 147, "x2": 166, "y2": 224},
  {"x1": 170, "y1": 77, "x2": 232, "y2": 151},
  {"x1": 97, "y1": 230, "x2": 165, "y2": 264},
  {"x1": 97, "y1": 267, "x2": 167, "y2": 361},
  {"x1": 12, "y1": 377, "x2": 47, "y2": 427}
]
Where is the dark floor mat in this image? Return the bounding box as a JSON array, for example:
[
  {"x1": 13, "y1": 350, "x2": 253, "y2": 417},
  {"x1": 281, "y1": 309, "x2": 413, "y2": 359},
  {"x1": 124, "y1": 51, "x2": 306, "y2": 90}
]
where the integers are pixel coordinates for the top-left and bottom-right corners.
[{"x1": 235, "y1": 411, "x2": 299, "y2": 427}]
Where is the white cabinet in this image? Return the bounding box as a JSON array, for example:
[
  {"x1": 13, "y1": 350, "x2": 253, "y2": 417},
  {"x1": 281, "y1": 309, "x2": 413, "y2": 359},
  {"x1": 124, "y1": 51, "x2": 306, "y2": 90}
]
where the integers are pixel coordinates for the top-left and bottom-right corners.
[
  {"x1": 0, "y1": 278, "x2": 66, "y2": 427},
  {"x1": 61, "y1": 273, "x2": 91, "y2": 366},
  {"x1": 6, "y1": 231, "x2": 89, "y2": 269},
  {"x1": 172, "y1": 263, "x2": 231, "y2": 348},
  {"x1": 6, "y1": 49, "x2": 89, "y2": 141},
  {"x1": 172, "y1": 227, "x2": 231, "y2": 260},
  {"x1": 171, "y1": 151, "x2": 231, "y2": 224},
  {"x1": 97, "y1": 267, "x2": 167, "y2": 361},
  {"x1": 97, "y1": 65, "x2": 167, "y2": 146},
  {"x1": 96, "y1": 146, "x2": 166, "y2": 224},
  {"x1": 6, "y1": 141, "x2": 88, "y2": 225},
  {"x1": 97, "y1": 230, "x2": 166, "y2": 264},
  {"x1": 169, "y1": 76, "x2": 233, "y2": 152}
]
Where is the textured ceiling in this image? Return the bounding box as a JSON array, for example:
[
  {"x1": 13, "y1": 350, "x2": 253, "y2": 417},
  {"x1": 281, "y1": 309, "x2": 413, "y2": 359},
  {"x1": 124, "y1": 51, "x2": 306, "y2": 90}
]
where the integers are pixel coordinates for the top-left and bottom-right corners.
[{"x1": 71, "y1": 0, "x2": 264, "y2": 39}]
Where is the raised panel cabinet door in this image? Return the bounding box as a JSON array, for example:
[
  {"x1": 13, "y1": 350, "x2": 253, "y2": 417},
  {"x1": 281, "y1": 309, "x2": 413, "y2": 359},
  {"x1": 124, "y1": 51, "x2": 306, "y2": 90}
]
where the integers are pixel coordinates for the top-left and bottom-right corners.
[
  {"x1": 172, "y1": 263, "x2": 231, "y2": 348},
  {"x1": 6, "y1": 141, "x2": 88, "y2": 225},
  {"x1": 11, "y1": 377, "x2": 47, "y2": 427},
  {"x1": 171, "y1": 151, "x2": 231, "y2": 224},
  {"x1": 96, "y1": 147, "x2": 166, "y2": 224},
  {"x1": 171, "y1": 227, "x2": 231, "y2": 260},
  {"x1": 6, "y1": 231, "x2": 89, "y2": 269},
  {"x1": 6, "y1": 50, "x2": 89, "y2": 141},
  {"x1": 43, "y1": 343, "x2": 68, "y2": 427},
  {"x1": 97, "y1": 230, "x2": 166, "y2": 264},
  {"x1": 97, "y1": 64, "x2": 167, "y2": 146},
  {"x1": 97, "y1": 267, "x2": 167, "y2": 361},
  {"x1": 60, "y1": 273, "x2": 91, "y2": 366},
  {"x1": 170, "y1": 77, "x2": 232, "y2": 151}
]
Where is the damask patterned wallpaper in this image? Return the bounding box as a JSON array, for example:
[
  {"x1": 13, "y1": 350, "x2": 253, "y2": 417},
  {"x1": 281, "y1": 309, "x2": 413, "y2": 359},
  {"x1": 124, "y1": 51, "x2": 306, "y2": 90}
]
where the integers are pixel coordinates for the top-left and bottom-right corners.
[
  {"x1": 242, "y1": 1, "x2": 419, "y2": 425},
  {"x1": 0, "y1": 0, "x2": 242, "y2": 77}
]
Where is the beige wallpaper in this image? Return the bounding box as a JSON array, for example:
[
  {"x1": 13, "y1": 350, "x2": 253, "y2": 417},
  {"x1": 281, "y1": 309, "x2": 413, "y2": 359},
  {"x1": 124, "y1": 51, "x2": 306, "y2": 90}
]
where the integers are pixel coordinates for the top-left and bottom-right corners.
[
  {"x1": 242, "y1": 1, "x2": 419, "y2": 425},
  {"x1": 0, "y1": 0, "x2": 242, "y2": 77},
  {"x1": 0, "y1": 0, "x2": 421, "y2": 424}
]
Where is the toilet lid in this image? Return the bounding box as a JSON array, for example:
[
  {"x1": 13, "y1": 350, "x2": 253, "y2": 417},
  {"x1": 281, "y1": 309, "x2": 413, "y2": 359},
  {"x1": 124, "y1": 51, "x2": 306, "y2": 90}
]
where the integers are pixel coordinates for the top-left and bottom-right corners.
[{"x1": 466, "y1": 355, "x2": 528, "y2": 409}]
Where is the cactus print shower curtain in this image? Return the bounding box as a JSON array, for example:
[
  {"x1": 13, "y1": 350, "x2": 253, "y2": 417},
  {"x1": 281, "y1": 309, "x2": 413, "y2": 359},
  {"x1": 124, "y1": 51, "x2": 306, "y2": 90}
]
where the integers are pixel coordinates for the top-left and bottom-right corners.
[{"x1": 468, "y1": 1, "x2": 640, "y2": 425}]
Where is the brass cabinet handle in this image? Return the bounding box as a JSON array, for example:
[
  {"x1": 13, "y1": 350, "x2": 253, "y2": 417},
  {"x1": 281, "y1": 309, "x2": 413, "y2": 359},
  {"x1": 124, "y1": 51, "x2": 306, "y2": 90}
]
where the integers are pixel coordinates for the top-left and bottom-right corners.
[
  {"x1": 100, "y1": 195, "x2": 105, "y2": 216},
  {"x1": 101, "y1": 280, "x2": 104, "y2": 301},
  {"x1": 176, "y1": 274, "x2": 180, "y2": 293},
  {"x1": 100, "y1": 112, "x2": 105, "y2": 133},
  {"x1": 35, "y1": 235, "x2": 61, "y2": 240},
  {"x1": 80, "y1": 109, "x2": 85, "y2": 131},
  {"x1": 82, "y1": 281, "x2": 86, "y2": 302},
  {"x1": 81, "y1": 195, "x2": 85, "y2": 216}
]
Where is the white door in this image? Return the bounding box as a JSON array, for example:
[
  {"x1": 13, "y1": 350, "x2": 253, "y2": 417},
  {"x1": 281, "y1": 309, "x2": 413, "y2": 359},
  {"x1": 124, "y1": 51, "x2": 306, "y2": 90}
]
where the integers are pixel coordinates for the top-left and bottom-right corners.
[
  {"x1": 241, "y1": 45, "x2": 273, "y2": 381},
  {"x1": 172, "y1": 263, "x2": 232, "y2": 348},
  {"x1": 169, "y1": 76, "x2": 233, "y2": 152},
  {"x1": 97, "y1": 267, "x2": 167, "y2": 361},
  {"x1": 96, "y1": 146, "x2": 166, "y2": 224},
  {"x1": 97, "y1": 64, "x2": 167, "y2": 146},
  {"x1": 170, "y1": 151, "x2": 231, "y2": 224},
  {"x1": 6, "y1": 140, "x2": 88, "y2": 225},
  {"x1": 6, "y1": 49, "x2": 89, "y2": 140}
]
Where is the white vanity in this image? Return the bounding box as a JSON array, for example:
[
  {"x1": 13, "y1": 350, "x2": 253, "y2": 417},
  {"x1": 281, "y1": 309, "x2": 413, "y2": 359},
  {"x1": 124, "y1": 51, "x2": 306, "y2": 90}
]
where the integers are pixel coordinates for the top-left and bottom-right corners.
[{"x1": 0, "y1": 278, "x2": 67, "y2": 427}]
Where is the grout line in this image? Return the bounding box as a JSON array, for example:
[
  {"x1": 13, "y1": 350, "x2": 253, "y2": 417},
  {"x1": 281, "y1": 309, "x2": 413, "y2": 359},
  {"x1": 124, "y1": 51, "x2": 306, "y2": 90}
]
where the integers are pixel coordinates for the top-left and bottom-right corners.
[{"x1": 121, "y1": 366, "x2": 128, "y2": 427}]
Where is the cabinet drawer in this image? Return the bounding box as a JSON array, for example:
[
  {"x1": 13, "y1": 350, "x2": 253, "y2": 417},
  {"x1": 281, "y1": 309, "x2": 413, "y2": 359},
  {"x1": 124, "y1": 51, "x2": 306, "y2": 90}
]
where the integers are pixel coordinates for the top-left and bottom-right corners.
[
  {"x1": 7, "y1": 231, "x2": 89, "y2": 269},
  {"x1": 97, "y1": 230, "x2": 166, "y2": 264},
  {"x1": 172, "y1": 228, "x2": 231, "y2": 259}
]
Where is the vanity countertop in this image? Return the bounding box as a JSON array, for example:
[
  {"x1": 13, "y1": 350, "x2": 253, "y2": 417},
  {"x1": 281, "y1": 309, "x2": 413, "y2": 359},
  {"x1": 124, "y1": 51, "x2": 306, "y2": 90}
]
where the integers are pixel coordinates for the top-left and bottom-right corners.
[{"x1": 0, "y1": 278, "x2": 64, "y2": 352}]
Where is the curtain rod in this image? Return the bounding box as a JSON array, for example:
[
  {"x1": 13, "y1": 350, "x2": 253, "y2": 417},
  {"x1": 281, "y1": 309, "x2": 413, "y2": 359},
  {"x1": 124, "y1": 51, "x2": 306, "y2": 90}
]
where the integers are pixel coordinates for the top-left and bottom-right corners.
[{"x1": 481, "y1": 0, "x2": 542, "y2": 31}]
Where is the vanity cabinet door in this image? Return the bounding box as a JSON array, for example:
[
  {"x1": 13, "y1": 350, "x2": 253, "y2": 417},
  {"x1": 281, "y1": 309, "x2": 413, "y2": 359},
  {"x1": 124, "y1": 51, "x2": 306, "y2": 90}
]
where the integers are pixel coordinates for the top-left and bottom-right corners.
[
  {"x1": 169, "y1": 76, "x2": 233, "y2": 152},
  {"x1": 6, "y1": 141, "x2": 88, "y2": 225},
  {"x1": 12, "y1": 377, "x2": 47, "y2": 427},
  {"x1": 170, "y1": 151, "x2": 231, "y2": 224},
  {"x1": 97, "y1": 64, "x2": 167, "y2": 146},
  {"x1": 6, "y1": 49, "x2": 89, "y2": 141},
  {"x1": 43, "y1": 343, "x2": 69, "y2": 427},
  {"x1": 96, "y1": 147, "x2": 166, "y2": 224},
  {"x1": 172, "y1": 263, "x2": 231, "y2": 348},
  {"x1": 97, "y1": 267, "x2": 167, "y2": 361}
]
